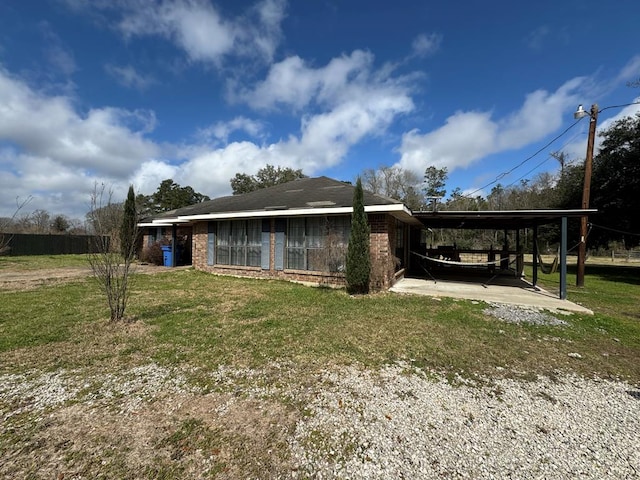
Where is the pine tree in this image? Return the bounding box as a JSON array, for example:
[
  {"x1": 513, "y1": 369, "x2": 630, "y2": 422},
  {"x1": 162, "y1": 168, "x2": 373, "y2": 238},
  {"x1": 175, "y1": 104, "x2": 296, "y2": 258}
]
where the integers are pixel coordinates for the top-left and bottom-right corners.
[
  {"x1": 120, "y1": 185, "x2": 138, "y2": 260},
  {"x1": 345, "y1": 178, "x2": 371, "y2": 294}
]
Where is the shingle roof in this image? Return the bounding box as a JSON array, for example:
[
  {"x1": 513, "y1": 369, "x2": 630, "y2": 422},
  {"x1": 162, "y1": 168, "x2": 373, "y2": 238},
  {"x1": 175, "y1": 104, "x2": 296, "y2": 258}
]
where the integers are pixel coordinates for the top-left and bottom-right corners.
[{"x1": 152, "y1": 176, "x2": 402, "y2": 220}]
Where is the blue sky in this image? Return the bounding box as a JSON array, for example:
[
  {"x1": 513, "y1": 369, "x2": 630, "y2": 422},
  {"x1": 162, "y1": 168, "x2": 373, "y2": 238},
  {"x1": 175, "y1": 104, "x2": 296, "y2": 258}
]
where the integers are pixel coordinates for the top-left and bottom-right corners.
[{"x1": 1, "y1": 0, "x2": 639, "y2": 219}]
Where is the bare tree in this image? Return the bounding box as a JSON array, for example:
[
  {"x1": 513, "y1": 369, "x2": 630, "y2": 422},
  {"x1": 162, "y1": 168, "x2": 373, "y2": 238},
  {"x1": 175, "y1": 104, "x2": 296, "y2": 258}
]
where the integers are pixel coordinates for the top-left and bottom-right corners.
[
  {"x1": 31, "y1": 209, "x2": 52, "y2": 233},
  {"x1": 0, "y1": 197, "x2": 32, "y2": 255},
  {"x1": 86, "y1": 183, "x2": 138, "y2": 322},
  {"x1": 361, "y1": 166, "x2": 425, "y2": 209}
]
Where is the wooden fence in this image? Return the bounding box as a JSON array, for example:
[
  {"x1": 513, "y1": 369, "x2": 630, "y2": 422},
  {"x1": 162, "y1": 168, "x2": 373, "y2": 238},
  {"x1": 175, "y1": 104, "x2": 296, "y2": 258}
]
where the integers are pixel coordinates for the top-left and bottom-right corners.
[{"x1": 611, "y1": 250, "x2": 640, "y2": 262}]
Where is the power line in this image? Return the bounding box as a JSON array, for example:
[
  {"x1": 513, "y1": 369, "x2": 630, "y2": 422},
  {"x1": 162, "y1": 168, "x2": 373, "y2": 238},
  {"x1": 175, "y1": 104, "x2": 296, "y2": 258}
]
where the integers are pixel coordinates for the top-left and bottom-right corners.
[
  {"x1": 590, "y1": 223, "x2": 640, "y2": 237},
  {"x1": 464, "y1": 117, "x2": 583, "y2": 198},
  {"x1": 598, "y1": 101, "x2": 640, "y2": 114},
  {"x1": 503, "y1": 130, "x2": 584, "y2": 189}
]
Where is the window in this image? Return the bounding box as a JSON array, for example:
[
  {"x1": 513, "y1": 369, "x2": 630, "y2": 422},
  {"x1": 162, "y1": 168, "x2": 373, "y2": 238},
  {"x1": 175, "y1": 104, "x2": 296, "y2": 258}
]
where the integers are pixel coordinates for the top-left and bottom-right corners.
[
  {"x1": 148, "y1": 226, "x2": 163, "y2": 246},
  {"x1": 286, "y1": 216, "x2": 350, "y2": 271},
  {"x1": 214, "y1": 220, "x2": 261, "y2": 267}
]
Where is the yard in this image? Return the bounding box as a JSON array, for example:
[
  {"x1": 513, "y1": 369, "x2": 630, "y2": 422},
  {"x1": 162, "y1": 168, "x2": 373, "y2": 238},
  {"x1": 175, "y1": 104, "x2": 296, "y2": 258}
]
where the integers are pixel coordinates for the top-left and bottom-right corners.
[{"x1": 1, "y1": 255, "x2": 639, "y2": 478}]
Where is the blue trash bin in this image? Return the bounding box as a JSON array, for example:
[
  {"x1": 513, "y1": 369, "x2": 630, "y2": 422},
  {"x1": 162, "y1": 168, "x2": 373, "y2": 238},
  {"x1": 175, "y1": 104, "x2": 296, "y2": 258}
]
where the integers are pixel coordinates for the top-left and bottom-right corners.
[{"x1": 161, "y1": 245, "x2": 172, "y2": 267}]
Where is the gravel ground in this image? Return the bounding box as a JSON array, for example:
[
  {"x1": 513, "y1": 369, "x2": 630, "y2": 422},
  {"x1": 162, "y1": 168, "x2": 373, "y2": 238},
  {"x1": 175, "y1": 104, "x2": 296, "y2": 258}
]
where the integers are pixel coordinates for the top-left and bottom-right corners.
[
  {"x1": 290, "y1": 362, "x2": 640, "y2": 479},
  {"x1": 2, "y1": 360, "x2": 639, "y2": 479},
  {"x1": 483, "y1": 303, "x2": 570, "y2": 326}
]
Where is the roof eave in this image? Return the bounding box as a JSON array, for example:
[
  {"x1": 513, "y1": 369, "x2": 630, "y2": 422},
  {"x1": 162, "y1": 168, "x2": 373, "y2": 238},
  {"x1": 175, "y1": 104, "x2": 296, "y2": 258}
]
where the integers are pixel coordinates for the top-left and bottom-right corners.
[{"x1": 172, "y1": 203, "x2": 408, "y2": 222}]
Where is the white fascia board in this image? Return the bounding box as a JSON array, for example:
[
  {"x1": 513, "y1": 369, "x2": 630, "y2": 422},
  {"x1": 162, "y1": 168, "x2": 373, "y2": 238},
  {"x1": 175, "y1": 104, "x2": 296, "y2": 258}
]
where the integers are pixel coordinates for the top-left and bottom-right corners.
[
  {"x1": 152, "y1": 218, "x2": 189, "y2": 224},
  {"x1": 368, "y1": 204, "x2": 413, "y2": 216},
  {"x1": 422, "y1": 209, "x2": 597, "y2": 215},
  {"x1": 179, "y1": 203, "x2": 409, "y2": 222},
  {"x1": 137, "y1": 222, "x2": 172, "y2": 227}
]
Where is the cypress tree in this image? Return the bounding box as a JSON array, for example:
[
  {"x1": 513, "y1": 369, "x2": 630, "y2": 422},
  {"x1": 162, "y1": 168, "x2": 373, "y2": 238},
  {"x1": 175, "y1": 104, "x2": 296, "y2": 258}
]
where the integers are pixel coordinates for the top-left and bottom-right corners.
[
  {"x1": 120, "y1": 185, "x2": 138, "y2": 260},
  {"x1": 345, "y1": 178, "x2": 370, "y2": 294}
]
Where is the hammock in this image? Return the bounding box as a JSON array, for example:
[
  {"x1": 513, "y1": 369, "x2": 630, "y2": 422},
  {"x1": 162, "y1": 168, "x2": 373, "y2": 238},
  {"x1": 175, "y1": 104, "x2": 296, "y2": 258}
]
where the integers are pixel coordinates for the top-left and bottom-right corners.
[
  {"x1": 411, "y1": 251, "x2": 511, "y2": 268},
  {"x1": 535, "y1": 242, "x2": 559, "y2": 275}
]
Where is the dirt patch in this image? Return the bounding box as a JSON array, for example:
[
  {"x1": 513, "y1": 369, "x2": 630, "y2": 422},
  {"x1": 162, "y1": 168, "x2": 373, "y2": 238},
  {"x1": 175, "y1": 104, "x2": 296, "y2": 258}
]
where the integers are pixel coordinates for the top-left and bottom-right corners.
[{"x1": 0, "y1": 264, "x2": 185, "y2": 291}]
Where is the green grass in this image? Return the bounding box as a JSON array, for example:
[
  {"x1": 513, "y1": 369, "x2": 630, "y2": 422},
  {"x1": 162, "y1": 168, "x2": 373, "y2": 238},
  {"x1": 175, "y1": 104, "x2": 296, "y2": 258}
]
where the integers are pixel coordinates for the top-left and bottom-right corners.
[
  {"x1": 2, "y1": 257, "x2": 640, "y2": 478},
  {"x1": 0, "y1": 254, "x2": 90, "y2": 270},
  {"x1": 1, "y1": 263, "x2": 639, "y2": 380},
  {"x1": 0, "y1": 281, "x2": 102, "y2": 352}
]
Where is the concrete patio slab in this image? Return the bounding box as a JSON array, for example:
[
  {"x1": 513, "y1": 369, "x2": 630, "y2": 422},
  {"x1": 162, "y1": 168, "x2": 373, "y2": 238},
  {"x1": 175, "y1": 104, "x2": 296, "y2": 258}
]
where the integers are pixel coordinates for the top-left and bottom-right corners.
[{"x1": 390, "y1": 275, "x2": 593, "y2": 314}]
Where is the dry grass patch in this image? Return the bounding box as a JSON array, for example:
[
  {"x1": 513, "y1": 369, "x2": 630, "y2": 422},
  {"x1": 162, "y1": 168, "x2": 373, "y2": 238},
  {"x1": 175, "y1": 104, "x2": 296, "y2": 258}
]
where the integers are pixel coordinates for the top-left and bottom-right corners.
[
  {"x1": 1, "y1": 312, "x2": 157, "y2": 373},
  {"x1": 1, "y1": 392, "x2": 298, "y2": 479}
]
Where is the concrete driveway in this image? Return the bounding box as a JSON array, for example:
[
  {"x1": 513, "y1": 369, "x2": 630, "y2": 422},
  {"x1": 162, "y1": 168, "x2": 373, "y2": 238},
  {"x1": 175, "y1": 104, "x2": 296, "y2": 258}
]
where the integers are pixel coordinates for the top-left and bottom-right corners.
[{"x1": 390, "y1": 274, "x2": 593, "y2": 314}]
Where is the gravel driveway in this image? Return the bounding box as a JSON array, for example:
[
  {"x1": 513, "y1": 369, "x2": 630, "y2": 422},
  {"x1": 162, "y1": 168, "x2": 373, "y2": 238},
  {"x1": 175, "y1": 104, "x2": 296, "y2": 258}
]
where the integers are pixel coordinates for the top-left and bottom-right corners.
[
  {"x1": 2, "y1": 361, "x2": 639, "y2": 479},
  {"x1": 290, "y1": 362, "x2": 640, "y2": 479}
]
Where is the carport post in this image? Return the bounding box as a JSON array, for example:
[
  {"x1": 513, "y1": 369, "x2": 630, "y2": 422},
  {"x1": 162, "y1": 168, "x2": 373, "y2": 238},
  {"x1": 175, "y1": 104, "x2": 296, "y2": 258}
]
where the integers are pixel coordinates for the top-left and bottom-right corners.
[
  {"x1": 560, "y1": 216, "x2": 567, "y2": 300},
  {"x1": 171, "y1": 223, "x2": 177, "y2": 267},
  {"x1": 532, "y1": 224, "x2": 538, "y2": 287}
]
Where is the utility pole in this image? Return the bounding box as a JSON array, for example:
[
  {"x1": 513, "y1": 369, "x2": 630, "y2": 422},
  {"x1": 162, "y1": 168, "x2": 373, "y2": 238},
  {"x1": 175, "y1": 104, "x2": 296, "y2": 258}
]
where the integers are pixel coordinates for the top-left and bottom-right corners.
[{"x1": 576, "y1": 104, "x2": 598, "y2": 287}]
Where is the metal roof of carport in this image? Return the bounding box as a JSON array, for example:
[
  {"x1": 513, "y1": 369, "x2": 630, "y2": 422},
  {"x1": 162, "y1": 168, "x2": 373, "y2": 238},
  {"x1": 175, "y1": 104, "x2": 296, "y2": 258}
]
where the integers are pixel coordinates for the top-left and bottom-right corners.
[{"x1": 412, "y1": 209, "x2": 597, "y2": 230}]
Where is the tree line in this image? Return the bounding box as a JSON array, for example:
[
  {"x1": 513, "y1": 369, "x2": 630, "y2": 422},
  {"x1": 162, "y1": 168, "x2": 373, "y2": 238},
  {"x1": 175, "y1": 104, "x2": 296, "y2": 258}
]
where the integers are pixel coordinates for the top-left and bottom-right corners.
[
  {"x1": 229, "y1": 114, "x2": 640, "y2": 251},
  {"x1": 5, "y1": 111, "x2": 636, "y2": 252}
]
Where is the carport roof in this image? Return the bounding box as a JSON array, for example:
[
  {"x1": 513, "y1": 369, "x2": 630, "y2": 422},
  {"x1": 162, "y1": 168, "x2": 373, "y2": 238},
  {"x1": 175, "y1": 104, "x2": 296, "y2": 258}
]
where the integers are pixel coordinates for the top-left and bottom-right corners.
[{"x1": 413, "y1": 209, "x2": 597, "y2": 230}]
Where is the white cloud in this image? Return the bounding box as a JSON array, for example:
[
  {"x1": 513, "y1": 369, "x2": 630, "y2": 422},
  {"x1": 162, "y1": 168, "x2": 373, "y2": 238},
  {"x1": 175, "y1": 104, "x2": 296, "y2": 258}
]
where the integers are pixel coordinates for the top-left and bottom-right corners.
[
  {"x1": 198, "y1": 116, "x2": 266, "y2": 143},
  {"x1": 228, "y1": 48, "x2": 415, "y2": 174},
  {"x1": 400, "y1": 111, "x2": 498, "y2": 172},
  {"x1": 0, "y1": 43, "x2": 415, "y2": 218},
  {"x1": 238, "y1": 0, "x2": 287, "y2": 61},
  {"x1": 105, "y1": 64, "x2": 156, "y2": 91},
  {"x1": 411, "y1": 33, "x2": 442, "y2": 58},
  {"x1": 132, "y1": 72, "x2": 414, "y2": 200},
  {"x1": 130, "y1": 159, "x2": 179, "y2": 196},
  {"x1": 111, "y1": 0, "x2": 286, "y2": 66},
  {"x1": 617, "y1": 55, "x2": 640, "y2": 84},
  {"x1": 240, "y1": 49, "x2": 405, "y2": 111},
  {"x1": 137, "y1": 90, "x2": 414, "y2": 200},
  {"x1": 497, "y1": 77, "x2": 584, "y2": 150},
  {"x1": 397, "y1": 77, "x2": 584, "y2": 174},
  {"x1": 0, "y1": 67, "x2": 160, "y2": 218}
]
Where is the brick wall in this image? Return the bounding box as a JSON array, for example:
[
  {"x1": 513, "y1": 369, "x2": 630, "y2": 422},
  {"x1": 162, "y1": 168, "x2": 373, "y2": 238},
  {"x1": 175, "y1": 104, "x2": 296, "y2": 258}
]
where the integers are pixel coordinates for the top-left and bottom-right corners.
[
  {"x1": 191, "y1": 214, "x2": 400, "y2": 289},
  {"x1": 368, "y1": 214, "x2": 396, "y2": 290}
]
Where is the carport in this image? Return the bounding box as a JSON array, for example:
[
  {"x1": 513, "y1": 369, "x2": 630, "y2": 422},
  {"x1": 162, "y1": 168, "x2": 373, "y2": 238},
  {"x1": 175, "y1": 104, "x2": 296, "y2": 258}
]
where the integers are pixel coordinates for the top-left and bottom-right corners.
[{"x1": 409, "y1": 209, "x2": 597, "y2": 300}]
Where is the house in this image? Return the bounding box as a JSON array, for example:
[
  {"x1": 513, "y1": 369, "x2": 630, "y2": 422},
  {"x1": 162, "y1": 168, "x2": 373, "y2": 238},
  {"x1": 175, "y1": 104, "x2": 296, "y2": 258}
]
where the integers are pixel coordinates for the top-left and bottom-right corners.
[{"x1": 138, "y1": 176, "x2": 422, "y2": 289}]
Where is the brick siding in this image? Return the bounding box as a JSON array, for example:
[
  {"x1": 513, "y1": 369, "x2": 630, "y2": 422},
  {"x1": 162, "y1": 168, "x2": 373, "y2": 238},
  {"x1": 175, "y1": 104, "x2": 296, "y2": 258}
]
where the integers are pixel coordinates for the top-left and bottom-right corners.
[{"x1": 191, "y1": 214, "x2": 400, "y2": 289}]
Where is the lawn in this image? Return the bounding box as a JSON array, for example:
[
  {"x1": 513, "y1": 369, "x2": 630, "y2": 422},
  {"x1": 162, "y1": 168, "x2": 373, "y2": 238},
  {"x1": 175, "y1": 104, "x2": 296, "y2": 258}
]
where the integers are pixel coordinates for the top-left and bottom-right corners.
[
  {"x1": 0, "y1": 253, "x2": 90, "y2": 270},
  {"x1": 1, "y1": 255, "x2": 639, "y2": 478}
]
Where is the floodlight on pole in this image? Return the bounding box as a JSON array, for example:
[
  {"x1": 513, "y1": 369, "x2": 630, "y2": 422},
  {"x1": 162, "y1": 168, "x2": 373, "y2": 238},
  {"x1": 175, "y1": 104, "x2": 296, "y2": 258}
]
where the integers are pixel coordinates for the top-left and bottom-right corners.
[{"x1": 574, "y1": 104, "x2": 588, "y2": 119}]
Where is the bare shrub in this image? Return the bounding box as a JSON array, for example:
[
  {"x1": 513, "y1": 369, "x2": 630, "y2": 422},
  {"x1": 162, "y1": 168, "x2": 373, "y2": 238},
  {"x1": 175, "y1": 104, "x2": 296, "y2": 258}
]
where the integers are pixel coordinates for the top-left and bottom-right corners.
[
  {"x1": 141, "y1": 241, "x2": 164, "y2": 266},
  {"x1": 0, "y1": 196, "x2": 32, "y2": 255},
  {"x1": 308, "y1": 226, "x2": 348, "y2": 287},
  {"x1": 86, "y1": 184, "x2": 138, "y2": 322}
]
